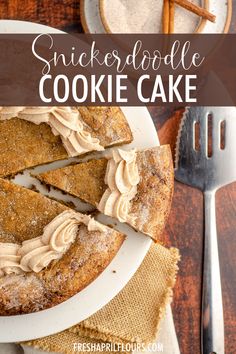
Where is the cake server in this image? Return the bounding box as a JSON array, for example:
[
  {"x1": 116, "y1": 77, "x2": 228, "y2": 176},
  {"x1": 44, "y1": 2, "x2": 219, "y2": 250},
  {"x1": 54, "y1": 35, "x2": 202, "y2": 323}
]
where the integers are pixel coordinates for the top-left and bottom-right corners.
[{"x1": 175, "y1": 106, "x2": 236, "y2": 354}]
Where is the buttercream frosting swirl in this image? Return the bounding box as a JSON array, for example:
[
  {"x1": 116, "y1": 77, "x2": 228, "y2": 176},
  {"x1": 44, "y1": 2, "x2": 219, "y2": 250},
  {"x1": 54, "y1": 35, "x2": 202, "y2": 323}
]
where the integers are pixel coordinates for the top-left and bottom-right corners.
[
  {"x1": 98, "y1": 149, "x2": 140, "y2": 223},
  {"x1": 0, "y1": 243, "x2": 23, "y2": 277},
  {"x1": 0, "y1": 106, "x2": 104, "y2": 157},
  {"x1": 0, "y1": 210, "x2": 106, "y2": 277}
]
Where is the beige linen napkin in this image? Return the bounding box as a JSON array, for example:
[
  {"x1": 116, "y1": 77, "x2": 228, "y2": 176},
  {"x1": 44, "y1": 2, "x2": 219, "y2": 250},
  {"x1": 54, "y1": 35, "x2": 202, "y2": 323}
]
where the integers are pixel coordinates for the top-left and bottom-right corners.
[{"x1": 23, "y1": 243, "x2": 180, "y2": 354}]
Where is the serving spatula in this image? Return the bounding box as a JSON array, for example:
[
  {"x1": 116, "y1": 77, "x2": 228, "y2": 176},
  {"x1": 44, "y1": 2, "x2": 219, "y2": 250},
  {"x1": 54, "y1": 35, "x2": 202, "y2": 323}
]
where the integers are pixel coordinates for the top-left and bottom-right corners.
[{"x1": 175, "y1": 106, "x2": 236, "y2": 354}]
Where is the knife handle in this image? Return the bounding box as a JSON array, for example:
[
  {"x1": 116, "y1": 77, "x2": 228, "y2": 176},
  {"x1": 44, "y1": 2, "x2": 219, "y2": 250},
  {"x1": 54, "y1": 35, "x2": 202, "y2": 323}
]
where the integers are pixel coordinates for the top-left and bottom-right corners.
[{"x1": 202, "y1": 191, "x2": 224, "y2": 354}]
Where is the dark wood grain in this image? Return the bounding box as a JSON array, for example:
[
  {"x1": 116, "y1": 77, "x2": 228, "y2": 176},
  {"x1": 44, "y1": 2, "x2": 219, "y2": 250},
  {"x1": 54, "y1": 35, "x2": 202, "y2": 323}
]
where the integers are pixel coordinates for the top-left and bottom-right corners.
[
  {"x1": 159, "y1": 111, "x2": 236, "y2": 354},
  {"x1": 0, "y1": 1, "x2": 235, "y2": 353}
]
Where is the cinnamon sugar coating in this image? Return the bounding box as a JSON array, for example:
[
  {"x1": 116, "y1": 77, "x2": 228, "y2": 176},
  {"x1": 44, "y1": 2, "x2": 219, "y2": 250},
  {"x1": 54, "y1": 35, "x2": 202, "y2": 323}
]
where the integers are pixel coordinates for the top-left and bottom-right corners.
[
  {"x1": 0, "y1": 107, "x2": 133, "y2": 177},
  {"x1": 0, "y1": 179, "x2": 125, "y2": 315},
  {"x1": 37, "y1": 145, "x2": 174, "y2": 241}
]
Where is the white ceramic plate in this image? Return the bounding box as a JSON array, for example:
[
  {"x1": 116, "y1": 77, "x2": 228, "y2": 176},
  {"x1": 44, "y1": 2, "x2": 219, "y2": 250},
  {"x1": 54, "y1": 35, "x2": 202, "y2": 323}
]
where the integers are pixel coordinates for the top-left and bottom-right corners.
[
  {"x1": 0, "y1": 20, "x2": 160, "y2": 343},
  {"x1": 81, "y1": 0, "x2": 232, "y2": 34}
]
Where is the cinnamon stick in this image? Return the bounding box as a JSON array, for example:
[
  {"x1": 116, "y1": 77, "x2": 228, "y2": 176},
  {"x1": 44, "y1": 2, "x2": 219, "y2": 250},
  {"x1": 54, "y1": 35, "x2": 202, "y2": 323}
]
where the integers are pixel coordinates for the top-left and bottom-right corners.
[
  {"x1": 169, "y1": 0, "x2": 175, "y2": 33},
  {"x1": 162, "y1": 0, "x2": 170, "y2": 34},
  {"x1": 174, "y1": 0, "x2": 216, "y2": 23}
]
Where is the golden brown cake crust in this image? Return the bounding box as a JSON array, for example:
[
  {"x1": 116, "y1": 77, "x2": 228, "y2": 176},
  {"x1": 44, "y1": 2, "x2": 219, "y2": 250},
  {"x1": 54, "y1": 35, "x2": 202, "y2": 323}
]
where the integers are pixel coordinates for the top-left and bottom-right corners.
[
  {"x1": 129, "y1": 145, "x2": 174, "y2": 241},
  {"x1": 0, "y1": 119, "x2": 67, "y2": 178},
  {"x1": 0, "y1": 179, "x2": 125, "y2": 315},
  {"x1": 0, "y1": 178, "x2": 68, "y2": 244},
  {"x1": 0, "y1": 107, "x2": 133, "y2": 178},
  {"x1": 79, "y1": 107, "x2": 133, "y2": 147},
  {"x1": 36, "y1": 145, "x2": 174, "y2": 242},
  {"x1": 37, "y1": 158, "x2": 108, "y2": 207}
]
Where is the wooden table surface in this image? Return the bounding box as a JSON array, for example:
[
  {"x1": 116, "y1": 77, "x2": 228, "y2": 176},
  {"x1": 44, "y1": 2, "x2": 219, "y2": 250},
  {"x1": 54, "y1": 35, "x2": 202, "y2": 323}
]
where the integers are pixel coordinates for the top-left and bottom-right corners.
[{"x1": 0, "y1": 1, "x2": 235, "y2": 353}]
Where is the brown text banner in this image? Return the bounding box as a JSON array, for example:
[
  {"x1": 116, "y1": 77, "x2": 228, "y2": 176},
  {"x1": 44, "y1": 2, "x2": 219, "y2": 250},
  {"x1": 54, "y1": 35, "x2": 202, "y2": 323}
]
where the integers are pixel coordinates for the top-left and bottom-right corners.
[{"x1": 0, "y1": 34, "x2": 235, "y2": 106}]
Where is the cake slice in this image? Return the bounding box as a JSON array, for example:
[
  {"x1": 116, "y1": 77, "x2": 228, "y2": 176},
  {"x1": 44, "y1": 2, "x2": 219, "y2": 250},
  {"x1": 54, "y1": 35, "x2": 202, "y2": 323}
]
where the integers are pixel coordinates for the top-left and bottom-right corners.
[
  {"x1": 0, "y1": 178, "x2": 125, "y2": 315},
  {"x1": 0, "y1": 106, "x2": 133, "y2": 177},
  {"x1": 36, "y1": 145, "x2": 174, "y2": 241}
]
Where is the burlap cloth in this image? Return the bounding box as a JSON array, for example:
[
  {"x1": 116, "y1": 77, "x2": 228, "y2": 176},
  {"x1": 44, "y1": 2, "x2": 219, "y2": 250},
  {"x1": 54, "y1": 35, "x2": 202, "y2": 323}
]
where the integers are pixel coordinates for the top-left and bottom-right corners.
[{"x1": 23, "y1": 243, "x2": 180, "y2": 354}]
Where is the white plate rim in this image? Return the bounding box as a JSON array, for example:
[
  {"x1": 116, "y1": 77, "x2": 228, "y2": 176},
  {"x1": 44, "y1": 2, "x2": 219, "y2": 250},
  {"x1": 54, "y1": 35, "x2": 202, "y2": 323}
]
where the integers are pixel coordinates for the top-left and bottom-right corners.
[{"x1": 0, "y1": 19, "x2": 160, "y2": 343}]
